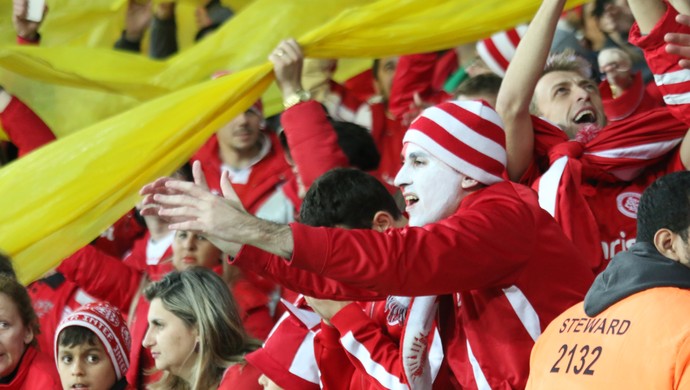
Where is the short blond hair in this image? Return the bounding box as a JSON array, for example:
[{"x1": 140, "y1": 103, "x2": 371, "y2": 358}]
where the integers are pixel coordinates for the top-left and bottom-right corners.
[
  {"x1": 531, "y1": 49, "x2": 594, "y2": 114},
  {"x1": 543, "y1": 49, "x2": 592, "y2": 79}
]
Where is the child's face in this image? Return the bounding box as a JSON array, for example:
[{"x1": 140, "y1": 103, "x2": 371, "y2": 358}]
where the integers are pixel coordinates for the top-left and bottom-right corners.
[{"x1": 57, "y1": 337, "x2": 117, "y2": 390}]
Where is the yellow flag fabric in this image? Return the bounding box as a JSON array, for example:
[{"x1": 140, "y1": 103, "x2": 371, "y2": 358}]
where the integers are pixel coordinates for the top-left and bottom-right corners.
[
  {"x1": 0, "y1": 0, "x2": 371, "y2": 139},
  {"x1": 0, "y1": 0, "x2": 587, "y2": 283}
]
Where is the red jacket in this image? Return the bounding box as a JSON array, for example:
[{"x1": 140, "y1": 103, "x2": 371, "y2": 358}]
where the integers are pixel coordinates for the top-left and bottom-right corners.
[
  {"x1": 279, "y1": 101, "x2": 349, "y2": 212},
  {"x1": 286, "y1": 181, "x2": 594, "y2": 389},
  {"x1": 315, "y1": 300, "x2": 450, "y2": 390},
  {"x1": 0, "y1": 346, "x2": 61, "y2": 389},
  {"x1": 234, "y1": 247, "x2": 452, "y2": 389},
  {"x1": 91, "y1": 209, "x2": 146, "y2": 259},
  {"x1": 28, "y1": 274, "x2": 98, "y2": 361}
]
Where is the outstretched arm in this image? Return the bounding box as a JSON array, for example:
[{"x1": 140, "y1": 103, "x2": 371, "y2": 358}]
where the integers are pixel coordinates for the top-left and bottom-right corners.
[
  {"x1": 270, "y1": 39, "x2": 349, "y2": 191},
  {"x1": 495, "y1": 0, "x2": 567, "y2": 181}
]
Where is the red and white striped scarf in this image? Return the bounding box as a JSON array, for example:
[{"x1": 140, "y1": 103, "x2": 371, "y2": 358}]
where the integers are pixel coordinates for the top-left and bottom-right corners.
[{"x1": 528, "y1": 109, "x2": 686, "y2": 273}]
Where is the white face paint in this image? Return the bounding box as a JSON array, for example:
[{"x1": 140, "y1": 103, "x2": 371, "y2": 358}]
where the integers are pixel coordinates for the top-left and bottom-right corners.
[{"x1": 394, "y1": 143, "x2": 465, "y2": 227}]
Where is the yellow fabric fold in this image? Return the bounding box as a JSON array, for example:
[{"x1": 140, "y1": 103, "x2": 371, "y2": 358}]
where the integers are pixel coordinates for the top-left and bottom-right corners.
[
  {"x1": 0, "y1": 0, "x2": 588, "y2": 283},
  {"x1": 0, "y1": 0, "x2": 371, "y2": 137},
  {"x1": 3, "y1": 63, "x2": 274, "y2": 283}
]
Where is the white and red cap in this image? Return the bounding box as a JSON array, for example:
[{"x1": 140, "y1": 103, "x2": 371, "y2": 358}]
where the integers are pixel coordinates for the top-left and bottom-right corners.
[
  {"x1": 245, "y1": 299, "x2": 321, "y2": 390},
  {"x1": 404, "y1": 99, "x2": 506, "y2": 185},
  {"x1": 55, "y1": 301, "x2": 131, "y2": 380},
  {"x1": 476, "y1": 25, "x2": 528, "y2": 77}
]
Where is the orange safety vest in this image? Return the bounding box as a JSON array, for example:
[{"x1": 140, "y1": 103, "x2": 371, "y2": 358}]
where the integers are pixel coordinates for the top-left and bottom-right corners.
[{"x1": 527, "y1": 287, "x2": 690, "y2": 389}]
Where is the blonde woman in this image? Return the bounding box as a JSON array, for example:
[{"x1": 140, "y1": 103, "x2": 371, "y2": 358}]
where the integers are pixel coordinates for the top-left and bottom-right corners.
[{"x1": 143, "y1": 267, "x2": 262, "y2": 389}]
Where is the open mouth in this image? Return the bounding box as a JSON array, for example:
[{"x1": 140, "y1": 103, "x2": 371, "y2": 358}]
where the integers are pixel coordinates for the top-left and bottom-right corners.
[
  {"x1": 71, "y1": 385, "x2": 89, "y2": 389},
  {"x1": 573, "y1": 110, "x2": 597, "y2": 124},
  {"x1": 404, "y1": 194, "x2": 419, "y2": 207}
]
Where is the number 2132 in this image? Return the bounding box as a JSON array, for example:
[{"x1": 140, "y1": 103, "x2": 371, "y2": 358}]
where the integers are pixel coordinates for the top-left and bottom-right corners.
[{"x1": 550, "y1": 344, "x2": 602, "y2": 375}]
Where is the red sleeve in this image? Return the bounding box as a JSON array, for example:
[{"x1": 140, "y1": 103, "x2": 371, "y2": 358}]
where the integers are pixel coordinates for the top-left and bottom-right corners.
[
  {"x1": 287, "y1": 187, "x2": 533, "y2": 296},
  {"x1": 328, "y1": 303, "x2": 410, "y2": 390},
  {"x1": 630, "y1": 4, "x2": 690, "y2": 126},
  {"x1": 281, "y1": 101, "x2": 349, "y2": 189},
  {"x1": 56, "y1": 245, "x2": 142, "y2": 312},
  {"x1": 0, "y1": 96, "x2": 55, "y2": 156},
  {"x1": 314, "y1": 322, "x2": 356, "y2": 390},
  {"x1": 388, "y1": 53, "x2": 452, "y2": 119},
  {"x1": 232, "y1": 245, "x2": 386, "y2": 301}
]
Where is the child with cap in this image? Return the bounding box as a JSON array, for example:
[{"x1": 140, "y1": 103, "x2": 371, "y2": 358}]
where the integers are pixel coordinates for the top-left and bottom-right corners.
[{"x1": 54, "y1": 301, "x2": 132, "y2": 390}]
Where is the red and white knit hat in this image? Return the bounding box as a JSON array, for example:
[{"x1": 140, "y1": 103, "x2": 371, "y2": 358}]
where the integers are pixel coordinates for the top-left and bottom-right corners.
[
  {"x1": 476, "y1": 25, "x2": 528, "y2": 77},
  {"x1": 55, "y1": 301, "x2": 131, "y2": 380},
  {"x1": 404, "y1": 99, "x2": 506, "y2": 185},
  {"x1": 245, "y1": 299, "x2": 321, "y2": 390}
]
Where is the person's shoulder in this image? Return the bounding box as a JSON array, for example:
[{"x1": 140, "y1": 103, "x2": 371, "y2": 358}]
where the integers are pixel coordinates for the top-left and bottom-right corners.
[
  {"x1": 218, "y1": 362, "x2": 262, "y2": 389},
  {"x1": 631, "y1": 287, "x2": 690, "y2": 309},
  {"x1": 466, "y1": 181, "x2": 540, "y2": 209}
]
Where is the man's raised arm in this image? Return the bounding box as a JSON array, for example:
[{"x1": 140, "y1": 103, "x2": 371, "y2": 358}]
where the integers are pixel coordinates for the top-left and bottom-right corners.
[
  {"x1": 495, "y1": 0, "x2": 566, "y2": 181},
  {"x1": 627, "y1": 0, "x2": 668, "y2": 34}
]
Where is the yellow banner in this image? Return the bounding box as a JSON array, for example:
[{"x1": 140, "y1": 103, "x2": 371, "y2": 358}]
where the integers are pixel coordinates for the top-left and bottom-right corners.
[
  {"x1": 0, "y1": 0, "x2": 371, "y2": 138},
  {"x1": 0, "y1": 0, "x2": 587, "y2": 283}
]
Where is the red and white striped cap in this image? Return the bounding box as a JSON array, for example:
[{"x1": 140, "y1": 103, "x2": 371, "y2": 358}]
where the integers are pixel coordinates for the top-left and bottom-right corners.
[
  {"x1": 245, "y1": 299, "x2": 321, "y2": 389},
  {"x1": 55, "y1": 302, "x2": 131, "y2": 380},
  {"x1": 476, "y1": 25, "x2": 528, "y2": 77},
  {"x1": 404, "y1": 100, "x2": 506, "y2": 185}
]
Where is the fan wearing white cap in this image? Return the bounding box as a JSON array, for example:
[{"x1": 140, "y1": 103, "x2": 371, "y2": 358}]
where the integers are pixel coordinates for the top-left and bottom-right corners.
[{"x1": 141, "y1": 97, "x2": 595, "y2": 389}]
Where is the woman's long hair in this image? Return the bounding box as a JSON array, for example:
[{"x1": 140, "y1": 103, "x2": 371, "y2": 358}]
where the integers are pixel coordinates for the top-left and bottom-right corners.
[{"x1": 144, "y1": 267, "x2": 260, "y2": 389}]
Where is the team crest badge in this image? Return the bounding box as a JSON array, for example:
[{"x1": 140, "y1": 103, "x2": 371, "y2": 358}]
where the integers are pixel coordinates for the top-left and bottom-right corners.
[{"x1": 616, "y1": 192, "x2": 640, "y2": 219}]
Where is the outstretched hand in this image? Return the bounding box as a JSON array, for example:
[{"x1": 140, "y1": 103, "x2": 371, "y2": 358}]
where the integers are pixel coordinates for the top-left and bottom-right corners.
[
  {"x1": 140, "y1": 161, "x2": 251, "y2": 246},
  {"x1": 665, "y1": 14, "x2": 690, "y2": 69}
]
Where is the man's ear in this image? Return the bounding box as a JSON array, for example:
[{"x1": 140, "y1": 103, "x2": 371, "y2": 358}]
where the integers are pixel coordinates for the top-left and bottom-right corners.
[
  {"x1": 460, "y1": 176, "x2": 480, "y2": 190},
  {"x1": 372, "y1": 211, "x2": 396, "y2": 232},
  {"x1": 654, "y1": 228, "x2": 680, "y2": 261}
]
